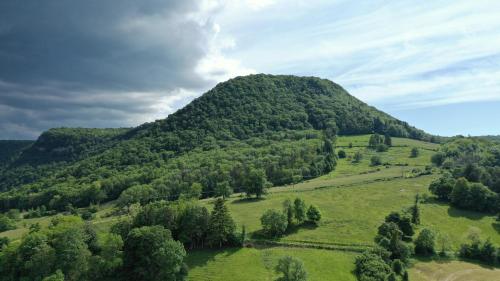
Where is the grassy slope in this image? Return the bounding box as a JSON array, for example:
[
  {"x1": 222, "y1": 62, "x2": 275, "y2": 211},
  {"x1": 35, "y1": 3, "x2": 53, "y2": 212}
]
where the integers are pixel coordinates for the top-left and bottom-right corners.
[
  {"x1": 186, "y1": 247, "x2": 356, "y2": 281},
  {"x1": 2, "y1": 135, "x2": 498, "y2": 280}
]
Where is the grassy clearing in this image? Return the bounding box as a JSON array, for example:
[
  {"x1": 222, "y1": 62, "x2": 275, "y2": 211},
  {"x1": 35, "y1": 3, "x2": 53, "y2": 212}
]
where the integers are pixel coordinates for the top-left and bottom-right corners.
[
  {"x1": 218, "y1": 174, "x2": 498, "y2": 248},
  {"x1": 409, "y1": 260, "x2": 500, "y2": 281},
  {"x1": 186, "y1": 247, "x2": 357, "y2": 281}
]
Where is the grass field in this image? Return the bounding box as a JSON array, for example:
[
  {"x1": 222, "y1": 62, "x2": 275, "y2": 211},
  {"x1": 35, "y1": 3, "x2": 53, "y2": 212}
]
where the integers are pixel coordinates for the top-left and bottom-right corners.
[
  {"x1": 186, "y1": 247, "x2": 357, "y2": 281},
  {"x1": 2, "y1": 135, "x2": 498, "y2": 281},
  {"x1": 409, "y1": 260, "x2": 500, "y2": 281}
]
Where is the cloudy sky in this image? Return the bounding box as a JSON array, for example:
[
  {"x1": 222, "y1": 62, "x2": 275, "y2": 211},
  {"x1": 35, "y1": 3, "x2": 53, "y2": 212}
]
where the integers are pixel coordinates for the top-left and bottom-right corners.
[{"x1": 1, "y1": 0, "x2": 499, "y2": 139}]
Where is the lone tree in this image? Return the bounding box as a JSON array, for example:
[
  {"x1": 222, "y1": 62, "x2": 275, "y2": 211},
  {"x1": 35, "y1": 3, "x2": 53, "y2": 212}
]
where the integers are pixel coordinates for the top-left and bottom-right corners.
[
  {"x1": 244, "y1": 168, "x2": 270, "y2": 198},
  {"x1": 353, "y1": 151, "x2": 363, "y2": 163},
  {"x1": 384, "y1": 134, "x2": 392, "y2": 147},
  {"x1": 306, "y1": 205, "x2": 321, "y2": 225},
  {"x1": 414, "y1": 228, "x2": 436, "y2": 256},
  {"x1": 410, "y1": 147, "x2": 420, "y2": 158},
  {"x1": 411, "y1": 194, "x2": 421, "y2": 225},
  {"x1": 207, "y1": 198, "x2": 236, "y2": 248},
  {"x1": 275, "y1": 256, "x2": 308, "y2": 281},
  {"x1": 293, "y1": 198, "x2": 307, "y2": 224},
  {"x1": 260, "y1": 209, "x2": 288, "y2": 238}
]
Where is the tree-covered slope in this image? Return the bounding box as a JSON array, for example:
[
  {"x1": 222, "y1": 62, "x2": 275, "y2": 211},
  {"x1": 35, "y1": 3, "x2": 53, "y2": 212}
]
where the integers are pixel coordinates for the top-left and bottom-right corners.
[
  {"x1": 0, "y1": 140, "x2": 33, "y2": 166},
  {"x1": 14, "y1": 127, "x2": 129, "y2": 165}
]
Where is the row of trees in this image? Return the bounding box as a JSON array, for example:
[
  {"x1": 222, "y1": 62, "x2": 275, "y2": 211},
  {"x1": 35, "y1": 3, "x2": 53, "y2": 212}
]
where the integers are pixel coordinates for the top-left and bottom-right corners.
[
  {"x1": 459, "y1": 228, "x2": 499, "y2": 264},
  {"x1": 260, "y1": 198, "x2": 322, "y2": 238}
]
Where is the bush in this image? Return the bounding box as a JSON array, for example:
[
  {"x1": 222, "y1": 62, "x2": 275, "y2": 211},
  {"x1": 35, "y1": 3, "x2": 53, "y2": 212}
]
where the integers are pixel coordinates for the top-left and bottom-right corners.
[
  {"x1": 371, "y1": 156, "x2": 382, "y2": 166},
  {"x1": 261, "y1": 209, "x2": 288, "y2": 238},
  {"x1": 376, "y1": 144, "x2": 388, "y2": 152},
  {"x1": 337, "y1": 150, "x2": 346, "y2": 159}
]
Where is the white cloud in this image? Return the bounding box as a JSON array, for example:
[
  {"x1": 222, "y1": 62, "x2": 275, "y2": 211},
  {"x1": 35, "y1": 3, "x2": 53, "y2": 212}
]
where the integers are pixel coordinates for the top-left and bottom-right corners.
[
  {"x1": 245, "y1": 0, "x2": 277, "y2": 10},
  {"x1": 210, "y1": 0, "x2": 500, "y2": 108}
]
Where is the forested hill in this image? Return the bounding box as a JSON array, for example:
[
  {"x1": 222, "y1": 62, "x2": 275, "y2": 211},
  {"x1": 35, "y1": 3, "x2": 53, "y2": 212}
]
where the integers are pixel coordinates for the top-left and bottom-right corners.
[
  {"x1": 0, "y1": 74, "x2": 437, "y2": 211},
  {"x1": 0, "y1": 140, "x2": 34, "y2": 166},
  {"x1": 128, "y1": 74, "x2": 434, "y2": 148}
]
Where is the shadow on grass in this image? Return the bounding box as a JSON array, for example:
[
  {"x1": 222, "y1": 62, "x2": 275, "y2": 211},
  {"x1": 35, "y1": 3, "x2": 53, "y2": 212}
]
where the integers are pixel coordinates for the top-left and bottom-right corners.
[
  {"x1": 446, "y1": 206, "x2": 489, "y2": 221},
  {"x1": 249, "y1": 222, "x2": 318, "y2": 239},
  {"x1": 184, "y1": 247, "x2": 240, "y2": 270},
  {"x1": 231, "y1": 197, "x2": 266, "y2": 205},
  {"x1": 455, "y1": 257, "x2": 499, "y2": 270},
  {"x1": 285, "y1": 222, "x2": 319, "y2": 235}
]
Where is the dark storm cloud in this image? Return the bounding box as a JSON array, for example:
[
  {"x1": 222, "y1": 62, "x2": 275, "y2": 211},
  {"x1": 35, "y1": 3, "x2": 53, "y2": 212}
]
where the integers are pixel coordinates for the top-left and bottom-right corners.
[{"x1": 0, "y1": 0, "x2": 217, "y2": 139}]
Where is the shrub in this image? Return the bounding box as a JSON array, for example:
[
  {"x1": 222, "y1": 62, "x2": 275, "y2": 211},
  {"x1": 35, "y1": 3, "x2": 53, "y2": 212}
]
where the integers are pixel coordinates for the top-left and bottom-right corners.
[
  {"x1": 353, "y1": 151, "x2": 363, "y2": 163},
  {"x1": 371, "y1": 156, "x2": 382, "y2": 166},
  {"x1": 80, "y1": 210, "x2": 94, "y2": 221},
  {"x1": 376, "y1": 144, "x2": 388, "y2": 152},
  {"x1": 0, "y1": 215, "x2": 15, "y2": 232},
  {"x1": 431, "y1": 152, "x2": 445, "y2": 166}
]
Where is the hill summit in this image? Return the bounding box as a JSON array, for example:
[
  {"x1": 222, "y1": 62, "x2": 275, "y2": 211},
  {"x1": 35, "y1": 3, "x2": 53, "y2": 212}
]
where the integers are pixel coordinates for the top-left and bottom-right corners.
[{"x1": 129, "y1": 74, "x2": 431, "y2": 144}]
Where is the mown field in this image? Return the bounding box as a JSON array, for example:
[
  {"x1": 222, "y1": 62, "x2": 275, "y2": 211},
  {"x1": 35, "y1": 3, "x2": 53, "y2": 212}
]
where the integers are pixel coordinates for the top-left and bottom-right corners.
[
  {"x1": 409, "y1": 260, "x2": 500, "y2": 281},
  {"x1": 2, "y1": 135, "x2": 499, "y2": 281}
]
